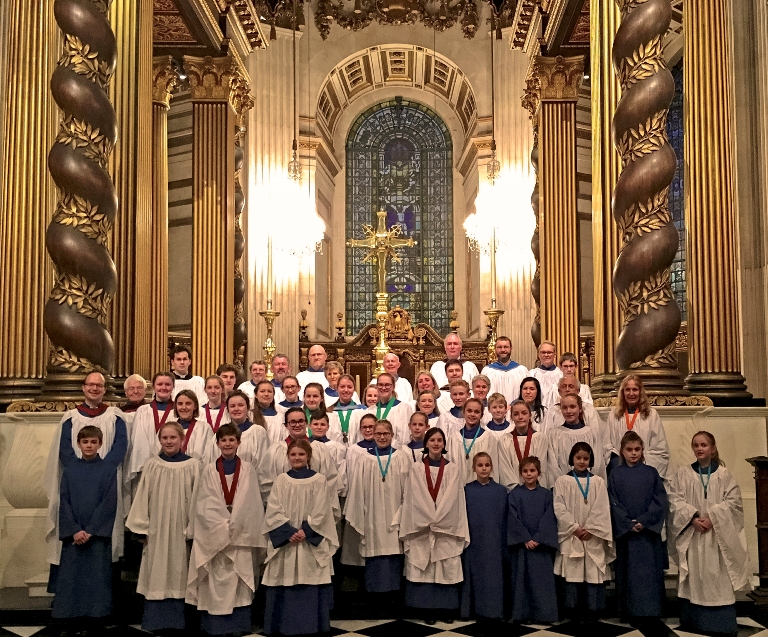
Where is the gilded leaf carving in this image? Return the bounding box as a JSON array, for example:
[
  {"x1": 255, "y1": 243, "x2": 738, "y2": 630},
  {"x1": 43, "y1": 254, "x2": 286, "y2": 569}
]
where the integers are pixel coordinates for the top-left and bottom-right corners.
[
  {"x1": 50, "y1": 273, "x2": 110, "y2": 323},
  {"x1": 56, "y1": 116, "x2": 113, "y2": 168},
  {"x1": 59, "y1": 35, "x2": 112, "y2": 89},
  {"x1": 617, "y1": 110, "x2": 668, "y2": 164},
  {"x1": 53, "y1": 192, "x2": 112, "y2": 245},
  {"x1": 629, "y1": 341, "x2": 677, "y2": 369},
  {"x1": 619, "y1": 187, "x2": 671, "y2": 244},
  {"x1": 617, "y1": 269, "x2": 673, "y2": 327},
  {"x1": 617, "y1": 35, "x2": 665, "y2": 90},
  {"x1": 49, "y1": 346, "x2": 104, "y2": 373}
]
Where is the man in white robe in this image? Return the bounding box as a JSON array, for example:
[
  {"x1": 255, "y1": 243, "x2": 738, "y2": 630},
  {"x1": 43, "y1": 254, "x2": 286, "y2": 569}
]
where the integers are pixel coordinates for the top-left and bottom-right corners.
[
  {"x1": 237, "y1": 359, "x2": 267, "y2": 401},
  {"x1": 430, "y1": 333, "x2": 479, "y2": 388},
  {"x1": 269, "y1": 353, "x2": 291, "y2": 403},
  {"x1": 120, "y1": 374, "x2": 148, "y2": 429},
  {"x1": 169, "y1": 345, "x2": 207, "y2": 405},
  {"x1": 529, "y1": 341, "x2": 561, "y2": 404},
  {"x1": 542, "y1": 353, "x2": 593, "y2": 407},
  {"x1": 296, "y1": 345, "x2": 330, "y2": 399},
  {"x1": 539, "y1": 377, "x2": 604, "y2": 435},
  {"x1": 44, "y1": 372, "x2": 129, "y2": 569},
  {"x1": 480, "y1": 336, "x2": 529, "y2": 404},
  {"x1": 368, "y1": 353, "x2": 413, "y2": 402}
]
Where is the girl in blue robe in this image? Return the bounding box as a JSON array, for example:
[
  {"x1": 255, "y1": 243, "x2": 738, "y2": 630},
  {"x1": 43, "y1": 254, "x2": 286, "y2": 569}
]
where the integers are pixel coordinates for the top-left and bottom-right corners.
[
  {"x1": 507, "y1": 455, "x2": 559, "y2": 624},
  {"x1": 460, "y1": 452, "x2": 507, "y2": 621},
  {"x1": 608, "y1": 431, "x2": 667, "y2": 622},
  {"x1": 52, "y1": 426, "x2": 118, "y2": 623}
]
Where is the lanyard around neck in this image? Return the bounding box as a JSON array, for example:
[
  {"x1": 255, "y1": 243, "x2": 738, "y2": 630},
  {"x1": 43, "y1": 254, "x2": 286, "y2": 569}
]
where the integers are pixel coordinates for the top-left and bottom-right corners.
[
  {"x1": 375, "y1": 446, "x2": 393, "y2": 482},
  {"x1": 205, "y1": 404, "x2": 226, "y2": 432},
  {"x1": 376, "y1": 397, "x2": 396, "y2": 420},
  {"x1": 461, "y1": 425, "x2": 482, "y2": 459},
  {"x1": 624, "y1": 409, "x2": 639, "y2": 431},
  {"x1": 513, "y1": 427, "x2": 533, "y2": 463},
  {"x1": 152, "y1": 400, "x2": 172, "y2": 433},
  {"x1": 698, "y1": 463, "x2": 712, "y2": 499},
  {"x1": 574, "y1": 472, "x2": 590, "y2": 504}
]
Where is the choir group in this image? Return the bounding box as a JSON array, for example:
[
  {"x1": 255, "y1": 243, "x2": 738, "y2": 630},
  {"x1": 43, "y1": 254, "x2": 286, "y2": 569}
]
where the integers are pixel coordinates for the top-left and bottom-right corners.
[{"x1": 42, "y1": 336, "x2": 752, "y2": 637}]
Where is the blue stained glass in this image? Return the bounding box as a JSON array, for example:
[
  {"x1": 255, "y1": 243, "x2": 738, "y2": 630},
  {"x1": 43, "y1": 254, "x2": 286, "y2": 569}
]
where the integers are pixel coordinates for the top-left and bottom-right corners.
[
  {"x1": 666, "y1": 62, "x2": 686, "y2": 321},
  {"x1": 345, "y1": 99, "x2": 454, "y2": 335}
]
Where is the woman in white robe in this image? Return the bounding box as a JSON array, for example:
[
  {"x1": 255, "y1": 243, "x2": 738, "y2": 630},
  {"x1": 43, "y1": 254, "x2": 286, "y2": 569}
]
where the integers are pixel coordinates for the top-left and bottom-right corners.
[
  {"x1": 328, "y1": 374, "x2": 367, "y2": 446},
  {"x1": 367, "y1": 373, "x2": 414, "y2": 446},
  {"x1": 667, "y1": 431, "x2": 750, "y2": 635},
  {"x1": 172, "y1": 390, "x2": 216, "y2": 465},
  {"x1": 519, "y1": 377, "x2": 547, "y2": 430},
  {"x1": 261, "y1": 439, "x2": 339, "y2": 636},
  {"x1": 605, "y1": 374, "x2": 670, "y2": 479},
  {"x1": 553, "y1": 441, "x2": 614, "y2": 620},
  {"x1": 445, "y1": 398, "x2": 500, "y2": 484},
  {"x1": 200, "y1": 375, "x2": 230, "y2": 433},
  {"x1": 186, "y1": 424, "x2": 265, "y2": 636},
  {"x1": 126, "y1": 423, "x2": 201, "y2": 632},
  {"x1": 345, "y1": 420, "x2": 411, "y2": 594},
  {"x1": 399, "y1": 426, "x2": 469, "y2": 621},
  {"x1": 250, "y1": 380, "x2": 284, "y2": 445}
]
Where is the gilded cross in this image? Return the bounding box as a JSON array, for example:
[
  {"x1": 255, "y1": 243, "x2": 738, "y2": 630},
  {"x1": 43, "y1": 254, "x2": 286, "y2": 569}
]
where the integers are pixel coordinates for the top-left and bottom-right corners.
[{"x1": 347, "y1": 210, "x2": 417, "y2": 295}]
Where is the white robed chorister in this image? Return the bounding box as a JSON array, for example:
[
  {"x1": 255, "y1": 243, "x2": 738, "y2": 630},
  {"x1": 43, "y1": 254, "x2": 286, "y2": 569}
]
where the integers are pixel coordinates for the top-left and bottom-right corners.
[
  {"x1": 538, "y1": 401, "x2": 605, "y2": 434},
  {"x1": 127, "y1": 402, "x2": 178, "y2": 482},
  {"x1": 230, "y1": 422, "x2": 269, "y2": 471},
  {"x1": 171, "y1": 375, "x2": 207, "y2": 407},
  {"x1": 185, "y1": 459, "x2": 266, "y2": 617},
  {"x1": 480, "y1": 361, "x2": 529, "y2": 404},
  {"x1": 499, "y1": 428, "x2": 555, "y2": 489},
  {"x1": 445, "y1": 425, "x2": 501, "y2": 484},
  {"x1": 328, "y1": 405, "x2": 367, "y2": 446},
  {"x1": 366, "y1": 400, "x2": 414, "y2": 446},
  {"x1": 606, "y1": 407, "x2": 670, "y2": 480},
  {"x1": 547, "y1": 423, "x2": 611, "y2": 482},
  {"x1": 553, "y1": 472, "x2": 615, "y2": 585},
  {"x1": 311, "y1": 438, "x2": 348, "y2": 497}
]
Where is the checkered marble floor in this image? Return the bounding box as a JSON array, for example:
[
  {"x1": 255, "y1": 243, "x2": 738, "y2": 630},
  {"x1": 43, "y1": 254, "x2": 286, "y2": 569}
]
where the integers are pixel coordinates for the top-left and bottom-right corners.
[{"x1": 0, "y1": 617, "x2": 765, "y2": 637}]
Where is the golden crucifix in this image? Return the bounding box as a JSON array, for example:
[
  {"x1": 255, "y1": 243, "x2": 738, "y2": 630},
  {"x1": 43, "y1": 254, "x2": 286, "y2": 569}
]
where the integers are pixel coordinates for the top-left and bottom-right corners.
[{"x1": 346, "y1": 210, "x2": 417, "y2": 294}]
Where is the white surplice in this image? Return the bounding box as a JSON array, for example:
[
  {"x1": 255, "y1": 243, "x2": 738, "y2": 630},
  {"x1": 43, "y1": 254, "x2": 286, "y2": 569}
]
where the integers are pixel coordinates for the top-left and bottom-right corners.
[
  {"x1": 172, "y1": 375, "x2": 207, "y2": 407},
  {"x1": 553, "y1": 472, "x2": 614, "y2": 583},
  {"x1": 312, "y1": 439, "x2": 347, "y2": 497},
  {"x1": 366, "y1": 401, "x2": 414, "y2": 446},
  {"x1": 328, "y1": 407, "x2": 367, "y2": 446},
  {"x1": 539, "y1": 402, "x2": 605, "y2": 435},
  {"x1": 480, "y1": 363, "x2": 530, "y2": 404},
  {"x1": 530, "y1": 367, "x2": 562, "y2": 407},
  {"x1": 444, "y1": 427, "x2": 500, "y2": 484},
  {"x1": 498, "y1": 429, "x2": 555, "y2": 489},
  {"x1": 546, "y1": 423, "x2": 611, "y2": 482},
  {"x1": 430, "y1": 360, "x2": 479, "y2": 389},
  {"x1": 126, "y1": 403, "x2": 178, "y2": 481},
  {"x1": 605, "y1": 408, "x2": 670, "y2": 480}
]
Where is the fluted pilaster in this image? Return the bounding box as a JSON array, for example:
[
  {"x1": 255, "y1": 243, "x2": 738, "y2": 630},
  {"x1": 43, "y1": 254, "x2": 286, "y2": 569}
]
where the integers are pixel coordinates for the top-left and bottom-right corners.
[
  {"x1": 534, "y1": 55, "x2": 584, "y2": 359},
  {"x1": 590, "y1": 0, "x2": 622, "y2": 396},
  {"x1": 683, "y1": 0, "x2": 750, "y2": 399},
  {"x1": 183, "y1": 54, "x2": 251, "y2": 377},
  {"x1": 0, "y1": 0, "x2": 59, "y2": 404}
]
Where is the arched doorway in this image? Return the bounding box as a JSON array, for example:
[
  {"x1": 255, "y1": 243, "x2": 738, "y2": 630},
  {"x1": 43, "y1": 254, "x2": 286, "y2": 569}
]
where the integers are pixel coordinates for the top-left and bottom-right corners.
[{"x1": 345, "y1": 98, "x2": 454, "y2": 335}]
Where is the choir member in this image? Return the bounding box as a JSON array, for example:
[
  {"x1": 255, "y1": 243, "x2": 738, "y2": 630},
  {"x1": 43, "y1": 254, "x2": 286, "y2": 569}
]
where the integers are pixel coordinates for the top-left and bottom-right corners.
[
  {"x1": 251, "y1": 380, "x2": 283, "y2": 445},
  {"x1": 439, "y1": 379, "x2": 471, "y2": 435},
  {"x1": 169, "y1": 345, "x2": 207, "y2": 406},
  {"x1": 345, "y1": 420, "x2": 410, "y2": 594},
  {"x1": 44, "y1": 373, "x2": 128, "y2": 581},
  {"x1": 226, "y1": 390, "x2": 269, "y2": 473},
  {"x1": 553, "y1": 442, "x2": 614, "y2": 623},
  {"x1": 411, "y1": 371, "x2": 442, "y2": 409},
  {"x1": 485, "y1": 393, "x2": 511, "y2": 437},
  {"x1": 415, "y1": 390, "x2": 441, "y2": 424},
  {"x1": 309, "y1": 412, "x2": 347, "y2": 498},
  {"x1": 186, "y1": 424, "x2": 265, "y2": 636},
  {"x1": 507, "y1": 456, "x2": 558, "y2": 624},
  {"x1": 127, "y1": 372, "x2": 177, "y2": 484},
  {"x1": 529, "y1": 341, "x2": 561, "y2": 404},
  {"x1": 173, "y1": 390, "x2": 216, "y2": 464},
  {"x1": 430, "y1": 333, "x2": 479, "y2": 388},
  {"x1": 608, "y1": 431, "x2": 667, "y2": 623},
  {"x1": 547, "y1": 393, "x2": 610, "y2": 482},
  {"x1": 539, "y1": 377, "x2": 604, "y2": 435},
  {"x1": 302, "y1": 383, "x2": 326, "y2": 428},
  {"x1": 399, "y1": 427, "x2": 469, "y2": 623},
  {"x1": 215, "y1": 364, "x2": 239, "y2": 397},
  {"x1": 270, "y1": 353, "x2": 292, "y2": 403},
  {"x1": 501, "y1": 400, "x2": 553, "y2": 489},
  {"x1": 262, "y1": 439, "x2": 339, "y2": 636},
  {"x1": 296, "y1": 345, "x2": 330, "y2": 398},
  {"x1": 276, "y1": 376, "x2": 303, "y2": 413},
  {"x1": 668, "y1": 431, "x2": 751, "y2": 636},
  {"x1": 470, "y1": 375, "x2": 493, "y2": 424},
  {"x1": 437, "y1": 360, "x2": 466, "y2": 413},
  {"x1": 606, "y1": 374, "x2": 670, "y2": 480},
  {"x1": 51, "y1": 426, "x2": 118, "y2": 624},
  {"x1": 126, "y1": 422, "x2": 201, "y2": 633},
  {"x1": 121, "y1": 374, "x2": 148, "y2": 419},
  {"x1": 237, "y1": 359, "x2": 267, "y2": 400},
  {"x1": 519, "y1": 377, "x2": 546, "y2": 429},
  {"x1": 201, "y1": 375, "x2": 230, "y2": 433},
  {"x1": 445, "y1": 398, "x2": 500, "y2": 484},
  {"x1": 368, "y1": 372, "x2": 413, "y2": 446},
  {"x1": 362, "y1": 385, "x2": 380, "y2": 408},
  {"x1": 460, "y1": 452, "x2": 507, "y2": 622},
  {"x1": 328, "y1": 374, "x2": 366, "y2": 446},
  {"x1": 396, "y1": 412, "x2": 430, "y2": 463},
  {"x1": 324, "y1": 361, "x2": 360, "y2": 408},
  {"x1": 542, "y1": 353, "x2": 593, "y2": 408},
  {"x1": 480, "y1": 336, "x2": 529, "y2": 404},
  {"x1": 382, "y1": 352, "x2": 414, "y2": 401}
]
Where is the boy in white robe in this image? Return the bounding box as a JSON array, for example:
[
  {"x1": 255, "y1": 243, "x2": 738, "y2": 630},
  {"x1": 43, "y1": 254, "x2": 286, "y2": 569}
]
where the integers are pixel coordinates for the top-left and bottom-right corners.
[
  {"x1": 439, "y1": 380, "x2": 471, "y2": 436},
  {"x1": 186, "y1": 424, "x2": 265, "y2": 636},
  {"x1": 436, "y1": 361, "x2": 466, "y2": 413},
  {"x1": 310, "y1": 413, "x2": 348, "y2": 498}
]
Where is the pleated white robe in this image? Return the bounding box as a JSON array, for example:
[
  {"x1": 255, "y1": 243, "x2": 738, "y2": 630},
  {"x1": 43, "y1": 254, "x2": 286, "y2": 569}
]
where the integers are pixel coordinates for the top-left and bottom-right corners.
[
  {"x1": 547, "y1": 423, "x2": 611, "y2": 482},
  {"x1": 312, "y1": 439, "x2": 347, "y2": 497},
  {"x1": 430, "y1": 360, "x2": 479, "y2": 389},
  {"x1": 345, "y1": 451, "x2": 410, "y2": 558},
  {"x1": 605, "y1": 408, "x2": 670, "y2": 480},
  {"x1": 539, "y1": 402, "x2": 605, "y2": 435},
  {"x1": 398, "y1": 460, "x2": 469, "y2": 585},
  {"x1": 186, "y1": 461, "x2": 265, "y2": 614},
  {"x1": 172, "y1": 375, "x2": 207, "y2": 407},
  {"x1": 553, "y1": 473, "x2": 614, "y2": 584},
  {"x1": 340, "y1": 443, "x2": 372, "y2": 566},
  {"x1": 445, "y1": 427, "x2": 501, "y2": 484},
  {"x1": 127, "y1": 403, "x2": 178, "y2": 482},
  {"x1": 229, "y1": 424, "x2": 269, "y2": 475},
  {"x1": 366, "y1": 402, "x2": 414, "y2": 446},
  {"x1": 261, "y1": 472, "x2": 339, "y2": 586},
  {"x1": 667, "y1": 464, "x2": 751, "y2": 606},
  {"x1": 499, "y1": 430, "x2": 555, "y2": 489},
  {"x1": 126, "y1": 456, "x2": 201, "y2": 600},
  {"x1": 200, "y1": 404, "x2": 230, "y2": 431},
  {"x1": 530, "y1": 367, "x2": 562, "y2": 407},
  {"x1": 480, "y1": 363, "x2": 530, "y2": 404}
]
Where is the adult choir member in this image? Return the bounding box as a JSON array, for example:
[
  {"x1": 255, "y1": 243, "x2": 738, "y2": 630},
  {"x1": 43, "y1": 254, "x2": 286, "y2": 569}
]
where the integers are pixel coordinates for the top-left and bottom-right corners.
[
  {"x1": 430, "y1": 334, "x2": 479, "y2": 388},
  {"x1": 169, "y1": 345, "x2": 207, "y2": 406},
  {"x1": 480, "y1": 336, "x2": 529, "y2": 404}
]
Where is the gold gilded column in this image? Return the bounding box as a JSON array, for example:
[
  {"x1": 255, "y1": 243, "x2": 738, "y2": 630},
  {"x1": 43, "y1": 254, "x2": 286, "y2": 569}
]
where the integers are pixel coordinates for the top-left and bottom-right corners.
[
  {"x1": 683, "y1": 0, "x2": 751, "y2": 399},
  {"x1": 109, "y1": 0, "x2": 154, "y2": 383},
  {"x1": 534, "y1": 55, "x2": 585, "y2": 360},
  {"x1": 590, "y1": 0, "x2": 622, "y2": 397},
  {"x1": 0, "y1": 0, "x2": 59, "y2": 404},
  {"x1": 183, "y1": 54, "x2": 250, "y2": 377},
  {"x1": 149, "y1": 57, "x2": 180, "y2": 376}
]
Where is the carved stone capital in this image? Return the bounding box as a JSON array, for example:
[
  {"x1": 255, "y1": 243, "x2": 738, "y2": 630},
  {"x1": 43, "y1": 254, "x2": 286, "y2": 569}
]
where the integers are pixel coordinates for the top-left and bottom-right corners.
[
  {"x1": 183, "y1": 54, "x2": 252, "y2": 108},
  {"x1": 532, "y1": 55, "x2": 585, "y2": 101},
  {"x1": 152, "y1": 55, "x2": 180, "y2": 108}
]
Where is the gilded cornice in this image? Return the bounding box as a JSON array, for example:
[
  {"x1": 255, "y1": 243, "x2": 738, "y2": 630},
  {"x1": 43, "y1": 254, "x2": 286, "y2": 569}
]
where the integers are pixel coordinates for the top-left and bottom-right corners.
[
  {"x1": 183, "y1": 53, "x2": 252, "y2": 109},
  {"x1": 152, "y1": 56, "x2": 180, "y2": 108},
  {"x1": 533, "y1": 54, "x2": 585, "y2": 101}
]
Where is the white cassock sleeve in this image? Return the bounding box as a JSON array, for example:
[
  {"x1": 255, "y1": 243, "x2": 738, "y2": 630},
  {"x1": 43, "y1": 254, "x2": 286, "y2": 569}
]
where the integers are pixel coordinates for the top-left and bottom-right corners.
[
  {"x1": 553, "y1": 473, "x2": 614, "y2": 584},
  {"x1": 186, "y1": 462, "x2": 265, "y2": 613},
  {"x1": 127, "y1": 456, "x2": 201, "y2": 599},
  {"x1": 261, "y1": 472, "x2": 339, "y2": 586},
  {"x1": 546, "y1": 424, "x2": 611, "y2": 482}
]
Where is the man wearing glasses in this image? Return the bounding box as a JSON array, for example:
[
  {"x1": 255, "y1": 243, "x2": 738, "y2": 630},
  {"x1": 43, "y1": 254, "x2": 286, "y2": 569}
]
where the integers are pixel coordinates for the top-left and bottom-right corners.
[
  {"x1": 367, "y1": 373, "x2": 413, "y2": 447},
  {"x1": 258, "y1": 407, "x2": 341, "y2": 512},
  {"x1": 43, "y1": 372, "x2": 129, "y2": 591}
]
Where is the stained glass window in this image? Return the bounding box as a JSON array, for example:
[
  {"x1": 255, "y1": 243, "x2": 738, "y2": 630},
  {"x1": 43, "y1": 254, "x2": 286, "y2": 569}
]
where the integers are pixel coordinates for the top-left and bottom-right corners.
[
  {"x1": 667, "y1": 61, "x2": 686, "y2": 320},
  {"x1": 345, "y1": 98, "x2": 454, "y2": 335}
]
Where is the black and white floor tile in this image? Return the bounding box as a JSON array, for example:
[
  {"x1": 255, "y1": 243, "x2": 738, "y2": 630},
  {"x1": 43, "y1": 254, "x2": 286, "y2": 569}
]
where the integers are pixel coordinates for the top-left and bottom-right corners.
[{"x1": 0, "y1": 617, "x2": 765, "y2": 637}]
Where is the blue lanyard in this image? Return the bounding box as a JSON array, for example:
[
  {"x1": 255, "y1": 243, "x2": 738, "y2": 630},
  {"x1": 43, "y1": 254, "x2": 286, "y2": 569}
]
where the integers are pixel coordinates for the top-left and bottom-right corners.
[
  {"x1": 461, "y1": 425, "x2": 482, "y2": 460},
  {"x1": 698, "y1": 463, "x2": 712, "y2": 499},
  {"x1": 574, "y1": 473, "x2": 590, "y2": 504},
  {"x1": 375, "y1": 446, "x2": 393, "y2": 482}
]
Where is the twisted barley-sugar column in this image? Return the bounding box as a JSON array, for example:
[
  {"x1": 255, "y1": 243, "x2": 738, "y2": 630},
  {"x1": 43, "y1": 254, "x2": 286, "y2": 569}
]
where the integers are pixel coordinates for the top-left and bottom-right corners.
[
  {"x1": 108, "y1": 0, "x2": 153, "y2": 383},
  {"x1": 521, "y1": 72, "x2": 541, "y2": 349},
  {"x1": 534, "y1": 55, "x2": 584, "y2": 360},
  {"x1": 683, "y1": 0, "x2": 750, "y2": 399},
  {"x1": 150, "y1": 57, "x2": 180, "y2": 377},
  {"x1": 611, "y1": 0, "x2": 685, "y2": 394},
  {"x1": 39, "y1": 0, "x2": 119, "y2": 402},
  {"x1": 589, "y1": 0, "x2": 622, "y2": 397},
  {"x1": 0, "y1": 0, "x2": 59, "y2": 404},
  {"x1": 184, "y1": 54, "x2": 250, "y2": 377}
]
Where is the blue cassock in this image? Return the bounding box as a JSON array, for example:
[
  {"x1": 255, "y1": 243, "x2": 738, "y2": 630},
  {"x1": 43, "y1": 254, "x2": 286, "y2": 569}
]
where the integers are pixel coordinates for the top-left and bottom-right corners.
[
  {"x1": 608, "y1": 462, "x2": 668, "y2": 619},
  {"x1": 52, "y1": 456, "x2": 117, "y2": 619},
  {"x1": 507, "y1": 483, "x2": 559, "y2": 623},
  {"x1": 460, "y1": 479, "x2": 508, "y2": 620}
]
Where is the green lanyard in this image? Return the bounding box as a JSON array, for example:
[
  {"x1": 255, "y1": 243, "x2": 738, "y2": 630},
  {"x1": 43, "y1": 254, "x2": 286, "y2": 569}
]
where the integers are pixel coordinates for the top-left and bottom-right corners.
[
  {"x1": 337, "y1": 404, "x2": 356, "y2": 443},
  {"x1": 376, "y1": 397, "x2": 396, "y2": 420},
  {"x1": 698, "y1": 463, "x2": 712, "y2": 499},
  {"x1": 574, "y1": 473, "x2": 590, "y2": 504},
  {"x1": 461, "y1": 425, "x2": 482, "y2": 460},
  {"x1": 375, "y1": 446, "x2": 393, "y2": 482},
  {"x1": 304, "y1": 407, "x2": 313, "y2": 438}
]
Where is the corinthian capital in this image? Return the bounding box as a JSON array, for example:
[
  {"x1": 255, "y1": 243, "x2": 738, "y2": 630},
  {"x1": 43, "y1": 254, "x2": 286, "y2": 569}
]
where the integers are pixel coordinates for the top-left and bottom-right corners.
[
  {"x1": 533, "y1": 55, "x2": 585, "y2": 101},
  {"x1": 152, "y1": 56, "x2": 180, "y2": 108}
]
